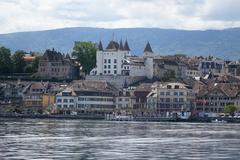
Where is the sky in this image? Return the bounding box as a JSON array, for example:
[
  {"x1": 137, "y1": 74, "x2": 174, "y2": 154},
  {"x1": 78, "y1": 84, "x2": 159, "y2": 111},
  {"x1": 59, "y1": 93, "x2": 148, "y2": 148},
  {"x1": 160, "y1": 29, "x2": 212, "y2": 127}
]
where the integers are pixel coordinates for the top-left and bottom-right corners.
[{"x1": 1, "y1": 0, "x2": 240, "y2": 34}]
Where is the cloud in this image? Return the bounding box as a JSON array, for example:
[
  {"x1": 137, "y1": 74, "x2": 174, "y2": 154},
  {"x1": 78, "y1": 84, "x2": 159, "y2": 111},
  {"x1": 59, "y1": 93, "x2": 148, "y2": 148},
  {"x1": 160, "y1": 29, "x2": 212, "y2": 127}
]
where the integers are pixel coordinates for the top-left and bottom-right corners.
[{"x1": 0, "y1": 0, "x2": 240, "y2": 33}]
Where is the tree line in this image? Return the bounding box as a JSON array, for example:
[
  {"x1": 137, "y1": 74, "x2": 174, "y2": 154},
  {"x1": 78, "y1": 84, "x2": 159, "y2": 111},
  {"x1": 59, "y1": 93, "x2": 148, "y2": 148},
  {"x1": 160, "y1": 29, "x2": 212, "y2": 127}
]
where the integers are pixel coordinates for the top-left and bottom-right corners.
[{"x1": 0, "y1": 46, "x2": 39, "y2": 75}]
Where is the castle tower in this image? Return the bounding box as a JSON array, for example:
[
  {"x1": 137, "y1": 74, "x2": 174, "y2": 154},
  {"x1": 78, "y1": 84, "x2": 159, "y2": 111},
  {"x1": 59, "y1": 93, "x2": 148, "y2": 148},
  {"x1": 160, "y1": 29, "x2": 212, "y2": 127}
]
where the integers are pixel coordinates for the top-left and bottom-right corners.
[
  {"x1": 96, "y1": 41, "x2": 104, "y2": 75},
  {"x1": 143, "y1": 42, "x2": 154, "y2": 79}
]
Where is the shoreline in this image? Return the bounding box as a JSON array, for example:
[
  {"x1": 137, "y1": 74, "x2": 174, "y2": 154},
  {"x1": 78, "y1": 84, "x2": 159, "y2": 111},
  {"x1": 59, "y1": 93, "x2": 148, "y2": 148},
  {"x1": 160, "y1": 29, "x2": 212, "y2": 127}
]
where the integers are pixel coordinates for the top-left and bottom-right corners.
[{"x1": 1, "y1": 114, "x2": 240, "y2": 123}]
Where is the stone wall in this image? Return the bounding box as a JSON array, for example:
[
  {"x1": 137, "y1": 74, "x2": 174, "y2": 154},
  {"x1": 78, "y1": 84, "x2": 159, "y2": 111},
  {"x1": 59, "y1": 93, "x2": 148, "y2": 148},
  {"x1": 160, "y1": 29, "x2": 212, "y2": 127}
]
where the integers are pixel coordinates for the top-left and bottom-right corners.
[{"x1": 86, "y1": 75, "x2": 146, "y2": 89}]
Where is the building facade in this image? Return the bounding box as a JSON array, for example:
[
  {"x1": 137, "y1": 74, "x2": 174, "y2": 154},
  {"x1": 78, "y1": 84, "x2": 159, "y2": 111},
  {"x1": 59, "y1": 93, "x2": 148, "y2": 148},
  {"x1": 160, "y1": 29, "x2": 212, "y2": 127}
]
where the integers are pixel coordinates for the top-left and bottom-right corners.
[
  {"x1": 147, "y1": 82, "x2": 196, "y2": 114},
  {"x1": 37, "y1": 49, "x2": 80, "y2": 80},
  {"x1": 90, "y1": 41, "x2": 154, "y2": 79}
]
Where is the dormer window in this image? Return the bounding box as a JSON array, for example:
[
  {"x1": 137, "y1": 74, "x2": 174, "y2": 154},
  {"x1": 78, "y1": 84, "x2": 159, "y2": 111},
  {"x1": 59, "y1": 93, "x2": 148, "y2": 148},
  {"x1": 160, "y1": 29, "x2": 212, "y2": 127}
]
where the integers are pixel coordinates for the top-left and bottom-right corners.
[{"x1": 175, "y1": 85, "x2": 179, "y2": 89}]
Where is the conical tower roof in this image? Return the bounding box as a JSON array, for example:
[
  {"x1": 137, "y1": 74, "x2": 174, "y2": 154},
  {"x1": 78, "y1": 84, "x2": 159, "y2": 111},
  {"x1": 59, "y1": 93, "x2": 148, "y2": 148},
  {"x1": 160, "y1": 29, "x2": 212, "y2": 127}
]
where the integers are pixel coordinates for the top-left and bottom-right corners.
[
  {"x1": 144, "y1": 42, "x2": 153, "y2": 53},
  {"x1": 119, "y1": 40, "x2": 124, "y2": 50},
  {"x1": 124, "y1": 40, "x2": 130, "y2": 51},
  {"x1": 98, "y1": 41, "x2": 103, "y2": 51},
  {"x1": 106, "y1": 40, "x2": 119, "y2": 50}
]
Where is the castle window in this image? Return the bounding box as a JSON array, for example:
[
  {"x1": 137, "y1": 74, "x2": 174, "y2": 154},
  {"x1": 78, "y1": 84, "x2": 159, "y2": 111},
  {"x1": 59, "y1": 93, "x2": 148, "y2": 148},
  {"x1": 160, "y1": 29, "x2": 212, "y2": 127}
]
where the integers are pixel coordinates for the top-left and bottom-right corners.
[
  {"x1": 114, "y1": 59, "x2": 117, "y2": 63},
  {"x1": 108, "y1": 70, "x2": 111, "y2": 74},
  {"x1": 108, "y1": 59, "x2": 111, "y2": 63},
  {"x1": 104, "y1": 59, "x2": 107, "y2": 63},
  {"x1": 104, "y1": 65, "x2": 107, "y2": 69},
  {"x1": 108, "y1": 65, "x2": 111, "y2": 69},
  {"x1": 114, "y1": 70, "x2": 117, "y2": 74},
  {"x1": 114, "y1": 65, "x2": 117, "y2": 69},
  {"x1": 104, "y1": 70, "x2": 107, "y2": 74}
]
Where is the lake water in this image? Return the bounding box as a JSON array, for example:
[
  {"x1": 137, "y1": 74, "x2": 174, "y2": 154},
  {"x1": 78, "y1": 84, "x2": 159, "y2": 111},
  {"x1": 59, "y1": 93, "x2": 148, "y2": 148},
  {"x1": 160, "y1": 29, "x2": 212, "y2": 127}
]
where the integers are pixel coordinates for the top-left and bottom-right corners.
[{"x1": 0, "y1": 119, "x2": 240, "y2": 160}]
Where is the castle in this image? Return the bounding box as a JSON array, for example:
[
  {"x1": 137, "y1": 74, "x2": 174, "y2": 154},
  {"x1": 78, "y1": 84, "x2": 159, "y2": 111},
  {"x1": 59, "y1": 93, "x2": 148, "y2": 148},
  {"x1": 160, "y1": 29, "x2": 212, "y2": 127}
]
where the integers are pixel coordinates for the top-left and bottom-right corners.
[{"x1": 90, "y1": 40, "x2": 154, "y2": 80}]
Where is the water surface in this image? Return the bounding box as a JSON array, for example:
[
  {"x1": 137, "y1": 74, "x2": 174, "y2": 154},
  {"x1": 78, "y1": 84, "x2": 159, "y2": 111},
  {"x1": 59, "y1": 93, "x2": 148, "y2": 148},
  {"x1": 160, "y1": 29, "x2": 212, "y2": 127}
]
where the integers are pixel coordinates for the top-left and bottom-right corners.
[{"x1": 0, "y1": 119, "x2": 240, "y2": 160}]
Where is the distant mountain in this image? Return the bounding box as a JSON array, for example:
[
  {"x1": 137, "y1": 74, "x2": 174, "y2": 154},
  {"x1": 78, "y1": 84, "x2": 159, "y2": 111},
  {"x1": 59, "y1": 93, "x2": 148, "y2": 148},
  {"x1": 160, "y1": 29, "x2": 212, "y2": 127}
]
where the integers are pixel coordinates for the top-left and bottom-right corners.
[{"x1": 0, "y1": 27, "x2": 240, "y2": 60}]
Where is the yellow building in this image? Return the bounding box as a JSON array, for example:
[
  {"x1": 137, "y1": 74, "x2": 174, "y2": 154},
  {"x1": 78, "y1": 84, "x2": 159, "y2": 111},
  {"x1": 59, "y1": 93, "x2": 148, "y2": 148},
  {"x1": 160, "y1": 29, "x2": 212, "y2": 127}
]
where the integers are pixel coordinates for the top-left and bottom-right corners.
[{"x1": 42, "y1": 94, "x2": 55, "y2": 108}]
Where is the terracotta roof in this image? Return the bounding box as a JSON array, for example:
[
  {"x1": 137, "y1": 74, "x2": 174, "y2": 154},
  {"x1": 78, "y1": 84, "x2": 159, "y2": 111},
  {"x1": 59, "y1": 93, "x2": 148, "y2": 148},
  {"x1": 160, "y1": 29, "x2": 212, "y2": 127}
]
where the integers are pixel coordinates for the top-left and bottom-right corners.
[{"x1": 198, "y1": 82, "x2": 240, "y2": 98}]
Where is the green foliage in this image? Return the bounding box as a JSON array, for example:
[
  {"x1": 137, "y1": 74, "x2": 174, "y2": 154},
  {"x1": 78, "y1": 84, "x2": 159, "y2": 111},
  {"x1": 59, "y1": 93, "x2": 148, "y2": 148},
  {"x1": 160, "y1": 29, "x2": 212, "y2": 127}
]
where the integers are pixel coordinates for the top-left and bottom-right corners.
[
  {"x1": 72, "y1": 41, "x2": 96, "y2": 74},
  {"x1": 162, "y1": 70, "x2": 176, "y2": 81},
  {"x1": 24, "y1": 64, "x2": 34, "y2": 73},
  {"x1": 12, "y1": 50, "x2": 27, "y2": 73},
  {"x1": 0, "y1": 47, "x2": 13, "y2": 75},
  {"x1": 224, "y1": 104, "x2": 237, "y2": 116},
  {"x1": 32, "y1": 56, "x2": 40, "y2": 72}
]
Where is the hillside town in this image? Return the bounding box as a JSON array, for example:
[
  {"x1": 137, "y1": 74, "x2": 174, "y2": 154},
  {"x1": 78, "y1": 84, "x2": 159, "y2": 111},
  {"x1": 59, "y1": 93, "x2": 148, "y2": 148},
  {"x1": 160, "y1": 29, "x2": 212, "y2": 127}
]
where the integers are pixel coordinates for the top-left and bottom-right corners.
[{"x1": 1, "y1": 40, "x2": 240, "y2": 121}]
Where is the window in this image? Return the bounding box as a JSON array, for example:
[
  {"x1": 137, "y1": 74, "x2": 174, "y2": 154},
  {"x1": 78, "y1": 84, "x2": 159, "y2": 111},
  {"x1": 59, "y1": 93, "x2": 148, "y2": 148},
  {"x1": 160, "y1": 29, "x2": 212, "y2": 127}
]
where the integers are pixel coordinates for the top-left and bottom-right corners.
[
  {"x1": 104, "y1": 65, "x2": 107, "y2": 69},
  {"x1": 57, "y1": 99, "x2": 62, "y2": 103},
  {"x1": 104, "y1": 59, "x2": 107, "y2": 63},
  {"x1": 174, "y1": 92, "x2": 178, "y2": 96},
  {"x1": 104, "y1": 70, "x2": 107, "y2": 74},
  {"x1": 160, "y1": 92, "x2": 164, "y2": 96},
  {"x1": 69, "y1": 104, "x2": 74, "y2": 108},
  {"x1": 108, "y1": 65, "x2": 111, "y2": 69},
  {"x1": 78, "y1": 97, "x2": 84, "y2": 101},
  {"x1": 70, "y1": 99, "x2": 74, "y2": 103},
  {"x1": 174, "y1": 85, "x2": 179, "y2": 89},
  {"x1": 166, "y1": 98, "x2": 170, "y2": 102},
  {"x1": 119, "y1": 98, "x2": 122, "y2": 101},
  {"x1": 114, "y1": 65, "x2": 117, "y2": 69},
  {"x1": 108, "y1": 70, "x2": 110, "y2": 74},
  {"x1": 63, "y1": 99, "x2": 68, "y2": 103},
  {"x1": 179, "y1": 92, "x2": 184, "y2": 96},
  {"x1": 166, "y1": 92, "x2": 170, "y2": 96},
  {"x1": 179, "y1": 98, "x2": 184, "y2": 102},
  {"x1": 57, "y1": 105, "x2": 62, "y2": 108},
  {"x1": 114, "y1": 70, "x2": 117, "y2": 74},
  {"x1": 63, "y1": 104, "x2": 68, "y2": 108},
  {"x1": 174, "y1": 98, "x2": 178, "y2": 102},
  {"x1": 108, "y1": 59, "x2": 111, "y2": 63},
  {"x1": 114, "y1": 59, "x2": 117, "y2": 63}
]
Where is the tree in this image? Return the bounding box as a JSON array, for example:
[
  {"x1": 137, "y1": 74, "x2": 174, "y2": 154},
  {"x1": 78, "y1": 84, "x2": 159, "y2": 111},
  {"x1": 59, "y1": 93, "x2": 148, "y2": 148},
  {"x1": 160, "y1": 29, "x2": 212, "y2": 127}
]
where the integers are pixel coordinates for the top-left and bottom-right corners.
[
  {"x1": 162, "y1": 70, "x2": 176, "y2": 81},
  {"x1": 31, "y1": 56, "x2": 40, "y2": 72},
  {"x1": 0, "y1": 47, "x2": 13, "y2": 75},
  {"x1": 72, "y1": 41, "x2": 96, "y2": 74},
  {"x1": 12, "y1": 50, "x2": 27, "y2": 73},
  {"x1": 224, "y1": 104, "x2": 237, "y2": 116}
]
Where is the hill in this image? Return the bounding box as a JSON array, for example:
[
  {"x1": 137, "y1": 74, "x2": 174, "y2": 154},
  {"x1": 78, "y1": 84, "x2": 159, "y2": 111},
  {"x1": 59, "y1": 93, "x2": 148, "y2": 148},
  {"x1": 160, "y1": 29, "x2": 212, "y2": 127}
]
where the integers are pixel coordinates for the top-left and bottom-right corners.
[{"x1": 0, "y1": 27, "x2": 240, "y2": 60}]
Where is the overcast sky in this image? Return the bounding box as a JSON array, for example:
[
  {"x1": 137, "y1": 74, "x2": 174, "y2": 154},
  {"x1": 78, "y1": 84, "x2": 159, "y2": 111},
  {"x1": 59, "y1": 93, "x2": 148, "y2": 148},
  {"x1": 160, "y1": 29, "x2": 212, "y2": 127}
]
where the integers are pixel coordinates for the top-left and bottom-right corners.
[{"x1": 1, "y1": 0, "x2": 240, "y2": 34}]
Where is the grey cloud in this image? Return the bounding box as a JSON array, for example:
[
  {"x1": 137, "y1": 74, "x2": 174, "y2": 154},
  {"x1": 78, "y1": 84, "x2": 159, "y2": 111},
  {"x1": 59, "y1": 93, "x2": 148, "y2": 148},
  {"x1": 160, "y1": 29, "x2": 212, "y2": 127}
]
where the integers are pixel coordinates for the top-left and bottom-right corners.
[
  {"x1": 204, "y1": 1, "x2": 240, "y2": 21},
  {"x1": 55, "y1": 1, "x2": 125, "y2": 22}
]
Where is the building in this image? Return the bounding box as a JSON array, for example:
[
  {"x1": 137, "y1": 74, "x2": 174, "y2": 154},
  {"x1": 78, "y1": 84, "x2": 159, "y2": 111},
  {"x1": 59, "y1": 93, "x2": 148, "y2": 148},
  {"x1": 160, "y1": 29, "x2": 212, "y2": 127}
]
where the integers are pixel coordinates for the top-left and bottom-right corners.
[
  {"x1": 56, "y1": 80, "x2": 117, "y2": 114},
  {"x1": 153, "y1": 58, "x2": 187, "y2": 80},
  {"x1": 89, "y1": 40, "x2": 155, "y2": 88},
  {"x1": 195, "y1": 76, "x2": 240, "y2": 113},
  {"x1": 198, "y1": 57, "x2": 225, "y2": 75},
  {"x1": 22, "y1": 82, "x2": 48, "y2": 113},
  {"x1": 132, "y1": 83, "x2": 153, "y2": 116},
  {"x1": 37, "y1": 49, "x2": 80, "y2": 80},
  {"x1": 42, "y1": 94, "x2": 56, "y2": 108},
  {"x1": 227, "y1": 60, "x2": 240, "y2": 77},
  {"x1": 147, "y1": 82, "x2": 195, "y2": 115},
  {"x1": 115, "y1": 88, "x2": 135, "y2": 115}
]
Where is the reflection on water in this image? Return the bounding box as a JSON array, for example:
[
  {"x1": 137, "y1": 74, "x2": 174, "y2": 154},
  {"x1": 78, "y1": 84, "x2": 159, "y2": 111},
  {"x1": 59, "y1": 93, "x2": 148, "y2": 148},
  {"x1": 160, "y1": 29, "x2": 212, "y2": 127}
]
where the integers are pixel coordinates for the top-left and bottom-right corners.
[{"x1": 0, "y1": 119, "x2": 240, "y2": 160}]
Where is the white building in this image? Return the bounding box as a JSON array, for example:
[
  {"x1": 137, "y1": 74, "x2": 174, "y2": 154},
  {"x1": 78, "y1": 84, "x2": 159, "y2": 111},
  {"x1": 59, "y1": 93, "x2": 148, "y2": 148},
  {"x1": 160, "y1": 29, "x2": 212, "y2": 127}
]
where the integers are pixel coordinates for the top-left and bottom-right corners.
[
  {"x1": 55, "y1": 80, "x2": 116, "y2": 114},
  {"x1": 90, "y1": 40, "x2": 154, "y2": 79}
]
